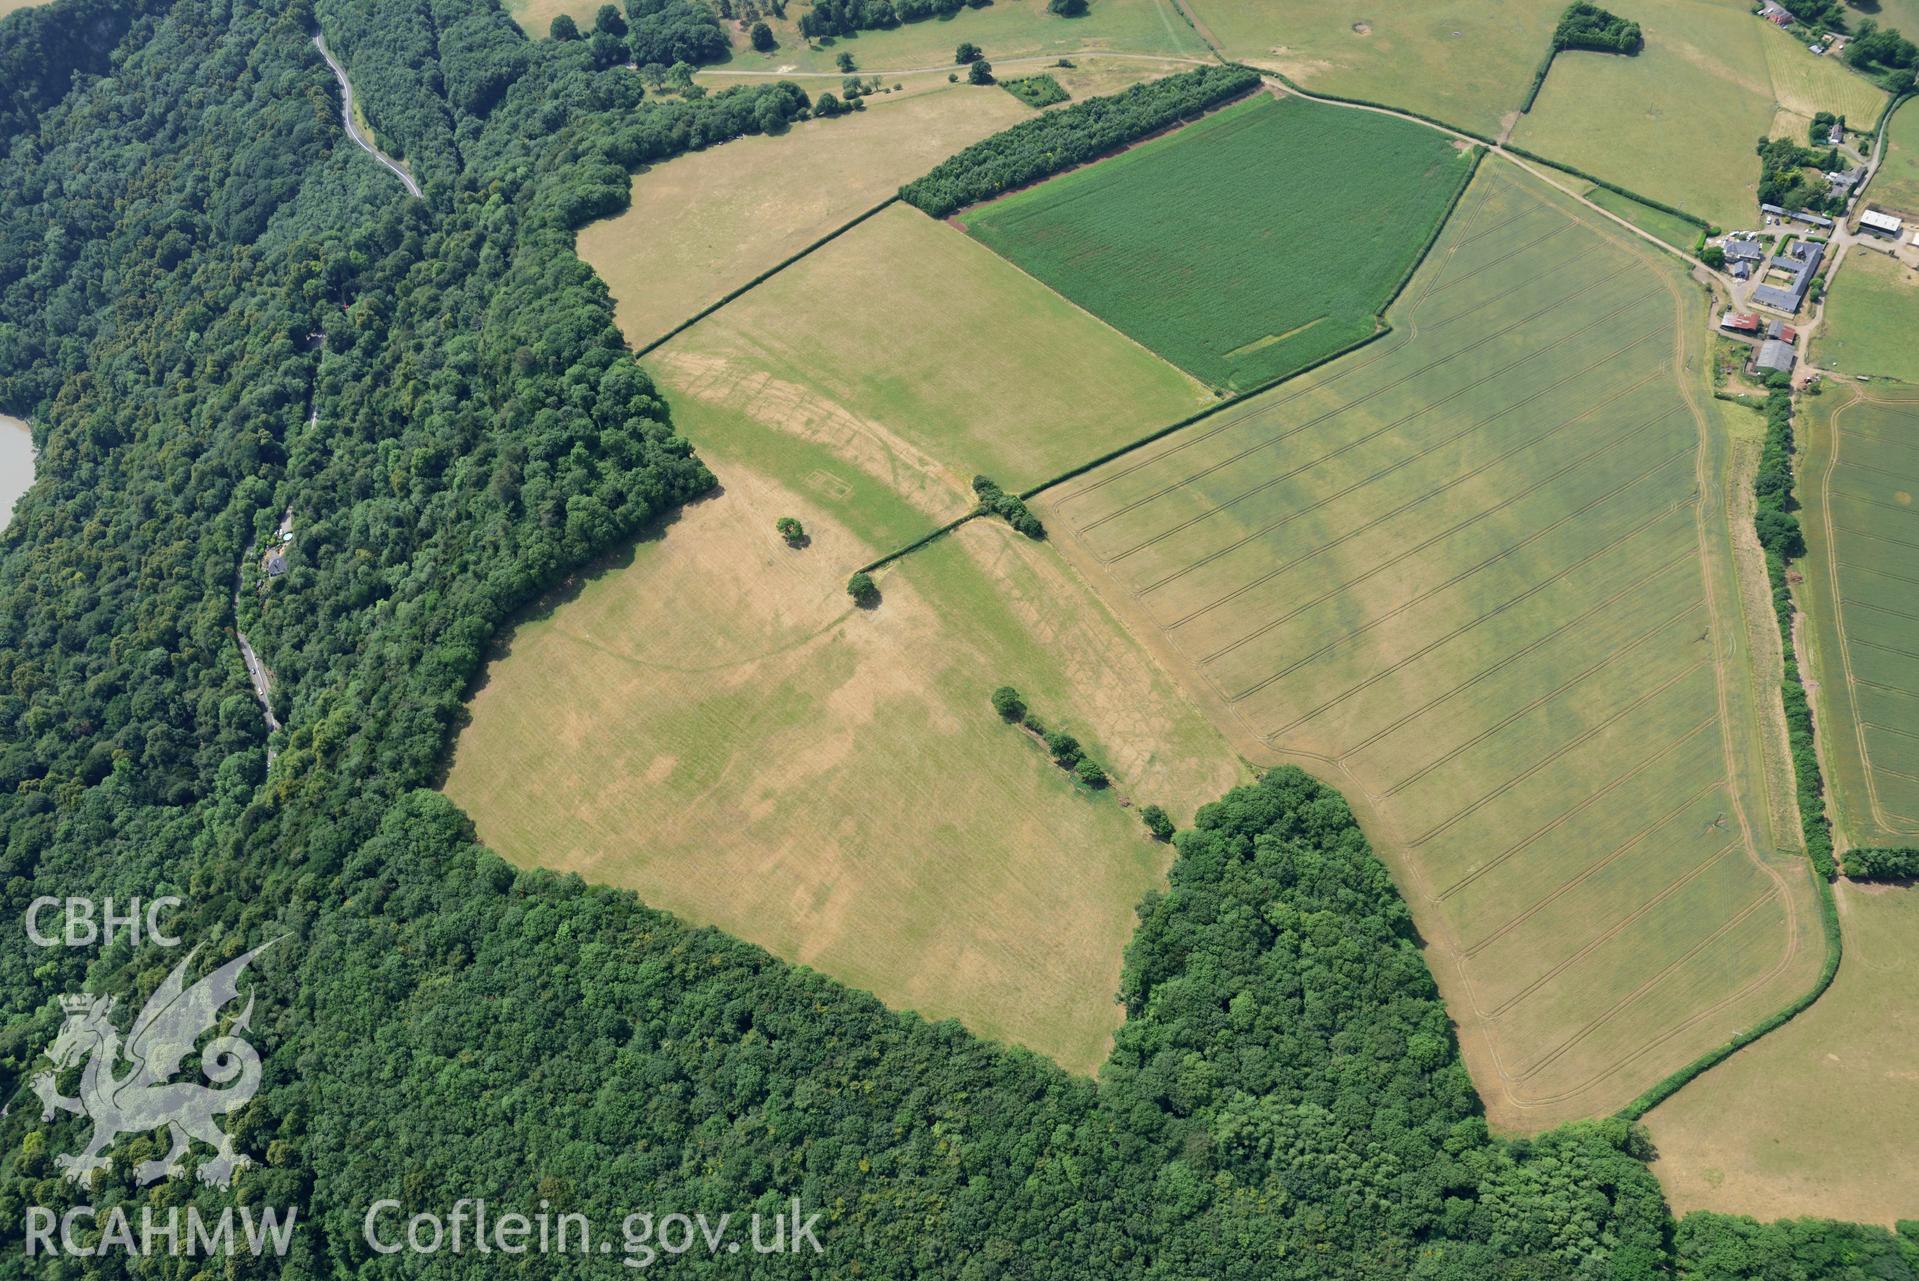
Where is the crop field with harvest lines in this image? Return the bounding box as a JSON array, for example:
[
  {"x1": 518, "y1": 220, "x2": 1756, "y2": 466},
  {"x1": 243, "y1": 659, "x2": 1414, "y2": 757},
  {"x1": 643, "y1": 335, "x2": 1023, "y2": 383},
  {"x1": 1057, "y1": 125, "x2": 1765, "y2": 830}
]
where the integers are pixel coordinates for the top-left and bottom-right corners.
[
  {"x1": 1033, "y1": 160, "x2": 1819, "y2": 1127},
  {"x1": 1799, "y1": 386, "x2": 1919, "y2": 849}
]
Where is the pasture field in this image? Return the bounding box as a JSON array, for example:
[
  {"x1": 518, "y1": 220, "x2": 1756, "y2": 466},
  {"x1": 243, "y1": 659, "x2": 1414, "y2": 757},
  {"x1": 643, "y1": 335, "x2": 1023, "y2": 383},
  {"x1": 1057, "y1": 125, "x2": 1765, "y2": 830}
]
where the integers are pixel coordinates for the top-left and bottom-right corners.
[
  {"x1": 1646, "y1": 882, "x2": 1919, "y2": 1225},
  {"x1": 1032, "y1": 159, "x2": 1821, "y2": 1127},
  {"x1": 1515, "y1": 0, "x2": 1889, "y2": 229},
  {"x1": 644, "y1": 202, "x2": 1210, "y2": 529},
  {"x1": 961, "y1": 92, "x2": 1477, "y2": 391},
  {"x1": 577, "y1": 79, "x2": 1030, "y2": 349},
  {"x1": 1867, "y1": 96, "x2": 1919, "y2": 217},
  {"x1": 1580, "y1": 184, "x2": 1703, "y2": 253},
  {"x1": 1811, "y1": 248, "x2": 1919, "y2": 384},
  {"x1": 1178, "y1": 0, "x2": 1564, "y2": 137},
  {"x1": 445, "y1": 449, "x2": 1244, "y2": 1076},
  {"x1": 0, "y1": 0, "x2": 55, "y2": 15},
  {"x1": 706, "y1": 0, "x2": 1207, "y2": 73},
  {"x1": 1798, "y1": 386, "x2": 1919, "y2": 848}
]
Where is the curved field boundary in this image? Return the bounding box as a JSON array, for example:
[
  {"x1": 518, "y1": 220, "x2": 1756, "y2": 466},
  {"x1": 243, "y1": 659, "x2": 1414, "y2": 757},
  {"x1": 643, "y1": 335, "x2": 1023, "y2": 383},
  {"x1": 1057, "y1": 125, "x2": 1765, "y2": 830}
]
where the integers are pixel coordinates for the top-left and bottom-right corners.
[
  {"x1": 1621, "y1": 392, "x2": 1845, "y2": 1123},
  {"x1": 633, "y1": 196, "x2": 899, "y2": 359}
]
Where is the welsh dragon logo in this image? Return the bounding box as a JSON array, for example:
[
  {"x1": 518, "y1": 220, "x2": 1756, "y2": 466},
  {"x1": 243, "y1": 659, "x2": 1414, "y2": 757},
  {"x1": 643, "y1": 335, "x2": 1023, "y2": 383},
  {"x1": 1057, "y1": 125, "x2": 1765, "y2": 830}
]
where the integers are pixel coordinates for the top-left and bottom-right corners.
[{"x1": 30, "y1": 940, "x2": 277, "y2": 1188}]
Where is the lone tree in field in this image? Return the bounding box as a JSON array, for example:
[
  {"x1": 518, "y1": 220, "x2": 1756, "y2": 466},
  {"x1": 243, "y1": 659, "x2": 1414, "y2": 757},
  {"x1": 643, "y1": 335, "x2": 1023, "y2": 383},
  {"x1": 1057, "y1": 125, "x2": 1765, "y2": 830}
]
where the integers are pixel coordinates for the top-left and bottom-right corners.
[
  {"x1": 991, "y1": 685, "x2": 1026, "y2": 722},
  {"x1": 955, "y1": 41, "x2": 981, "y2": 63},
  {"x1": 776, "y1": 516, "x2": 805, "y2": 545},
  {"x1": 1140, "y1": 804, "x2": 1175, "y2": 842},
  {"x1": 750, "y1": 20, "x2": 775, "y2": 50},
  {"x1": 847, "y1": 571, "x2": 879, "y2": 607},
  {"x1": 1049, "y1": 0, "x2": 1088, "y2": 14},
  {"x1": 836, "y1": 50, "x2": 856, "y2": 72},
  {"x1": 968, "y1": 59, "x2": 995, "y2": 85},
  {"x1": 1075, "y1": 757, "x2": 1107, "y2": 788}
]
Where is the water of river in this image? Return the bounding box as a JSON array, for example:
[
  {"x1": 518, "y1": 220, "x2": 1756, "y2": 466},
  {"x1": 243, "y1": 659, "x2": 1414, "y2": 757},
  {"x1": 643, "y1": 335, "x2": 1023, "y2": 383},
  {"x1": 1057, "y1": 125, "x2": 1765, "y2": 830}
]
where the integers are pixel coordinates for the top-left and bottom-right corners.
[{"x1": 0, "y1": 416, "x2": 33, "y2": 529}]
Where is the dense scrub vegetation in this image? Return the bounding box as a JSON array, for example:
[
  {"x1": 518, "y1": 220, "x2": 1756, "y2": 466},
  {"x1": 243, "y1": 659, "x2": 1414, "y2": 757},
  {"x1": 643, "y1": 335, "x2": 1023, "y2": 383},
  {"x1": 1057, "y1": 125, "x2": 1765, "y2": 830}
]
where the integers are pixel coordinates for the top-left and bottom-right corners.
[
  {"x1": 899, "y1": 63, "x2": 1260, "y2": 217},
  {"x1": 1758, "y1": 136, "x2": 1848, "y2": 214},
  {"x1": 1002, "y1": 73, "x2": 1069, "y2": 108},
  {"x1": 1554, "y1": 1, "x2": 1642, "y2": 54},
  {"x1": 1753, "y1": 390, "x2": 1837, "y2": 878},
  {"x1": 1843, "y1": 846, "x2": 1919, "y2": 881},
  {"x1": 0, "y1": 0, "x2": 1904, "y2": 1274},
  {"x1": 1845, "y1": 20, "x2": 1919, "y2": 92}
]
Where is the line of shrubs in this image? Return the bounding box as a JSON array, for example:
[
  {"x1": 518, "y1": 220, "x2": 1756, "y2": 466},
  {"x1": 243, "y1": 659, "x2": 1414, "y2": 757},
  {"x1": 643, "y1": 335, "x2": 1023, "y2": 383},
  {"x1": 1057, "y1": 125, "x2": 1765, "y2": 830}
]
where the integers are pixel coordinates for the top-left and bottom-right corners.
[
  {"x1": 990, "y1": 686, "x2": 1175, "y2": 840},
  {"x1": 1753, "y1": 389, "x2": 1837, "y2": 879},
  {"x1": 899, "y1": 63, "x2": 1261, "y2": 217}
]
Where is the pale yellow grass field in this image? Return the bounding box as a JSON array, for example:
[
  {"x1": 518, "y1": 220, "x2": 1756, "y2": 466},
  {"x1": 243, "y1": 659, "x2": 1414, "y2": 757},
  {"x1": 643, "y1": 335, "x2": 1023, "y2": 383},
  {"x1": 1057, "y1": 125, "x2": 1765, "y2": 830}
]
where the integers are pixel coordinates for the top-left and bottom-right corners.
[
  {"x1": 578, "y1": 80, "x2": 1030, "y2": 350},
  {"x1": 648, "y1": 203, "x2": 1212, "y2": 510},
  {"x1": 446, "y1": 452, "x2": 1243, "y2": 1075},
  {"x1": 1647, "y1": 882, "x2": 1919, "y2": 1225}
]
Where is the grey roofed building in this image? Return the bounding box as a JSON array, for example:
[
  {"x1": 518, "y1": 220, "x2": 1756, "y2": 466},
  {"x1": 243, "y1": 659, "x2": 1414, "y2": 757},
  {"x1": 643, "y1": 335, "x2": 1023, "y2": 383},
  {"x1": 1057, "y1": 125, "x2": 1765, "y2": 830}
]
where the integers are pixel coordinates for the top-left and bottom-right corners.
[
  {"x1": 1731, "y1": 260, "x2": 1753, "y2": 279},
  {"x1": 265, "y1": 553, "x2": 288, "y2": 578},
  {"x1": 1760, "y1": 202, "x2": 1835, "y2": 229},
  {"x1": 1722, "y1": 238, "x2": 1766, "y2": 262},
  {"x1": 1752, "y1": 237, "x2": 1825, "y2": 314},
  {"x1": 1755, "y1": 339, "x2": 1797, "y2": 374}
]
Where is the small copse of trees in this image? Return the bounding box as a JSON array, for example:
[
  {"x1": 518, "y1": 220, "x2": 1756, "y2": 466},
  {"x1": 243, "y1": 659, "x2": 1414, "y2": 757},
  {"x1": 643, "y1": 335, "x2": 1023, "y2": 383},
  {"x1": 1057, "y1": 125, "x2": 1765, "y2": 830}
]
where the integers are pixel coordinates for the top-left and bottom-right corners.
[
  {"x1": 1843, "y1": 846, "x2": 1919, "y2": 881},
  {"x1": 968, "y1": 59, "x2": 994, "y2": 85},
  {"x1": 971, "y1": 476, "x2": 1043, "y2": 539},
  {"x1": 776, "y1": 516, "x2": 805, "y2": 545},
  {"x1": 1139, "y1": 803, "x2": 1175, "y2": 841},
  {"x1": 847, "y1": 571, "x2": 879, "y2": 606},
  {"x1": 955, "y1": 41, "x2": 981, "y2": 64},
  {"x1": 1553, "y1": 1, "x2": 1642, "y2": 54}
]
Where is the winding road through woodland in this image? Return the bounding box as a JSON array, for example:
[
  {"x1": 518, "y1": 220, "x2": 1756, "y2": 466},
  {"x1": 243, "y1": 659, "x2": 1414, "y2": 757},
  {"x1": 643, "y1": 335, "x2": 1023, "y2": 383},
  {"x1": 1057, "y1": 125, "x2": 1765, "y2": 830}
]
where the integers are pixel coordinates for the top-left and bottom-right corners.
[{"x1": 314, "y1": 34, "x2": 422, "y2": 198}]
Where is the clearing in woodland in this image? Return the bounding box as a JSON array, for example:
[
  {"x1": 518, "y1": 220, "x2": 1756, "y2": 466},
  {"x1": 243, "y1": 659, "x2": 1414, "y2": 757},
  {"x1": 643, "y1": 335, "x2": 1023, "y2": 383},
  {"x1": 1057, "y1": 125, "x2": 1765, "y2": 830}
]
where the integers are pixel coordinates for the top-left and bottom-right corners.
[
  {"x1": 1177, "y1": 0, "x2": 1565, "y2": 137},
  {"x1": 1031, "y1": 159, "x2": 1821, "y2": 1127},
  {"x1": 577, "y1": 78, "x2": 1031, "y2": 350},
  {"x1": 1514, "y1": 0, "x2": 1888, "y2": 229},
  {"x1": 643, "y1": 201, "x2": 1210, "y2": 537},
  {"x1": 961, "y1": 91, "x2": 1477, "y2": 391},
  {"x1": 1798, "y1": 385, "x2": 1919, "y2": 848},
  {"x1": 1645, "y1": 881, "x2": 1919, "y2": 1226},
  {"x1": 445, "y1": 452, "x2": 1244, "y2": 1076}
]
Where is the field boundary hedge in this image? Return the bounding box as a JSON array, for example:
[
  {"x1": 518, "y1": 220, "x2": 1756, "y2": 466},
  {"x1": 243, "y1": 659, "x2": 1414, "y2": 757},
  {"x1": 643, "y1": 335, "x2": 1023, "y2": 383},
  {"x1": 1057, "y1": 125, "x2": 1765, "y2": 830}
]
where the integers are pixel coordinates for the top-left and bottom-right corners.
[
  {"x1": 1497, "y1": 143, "x2": 1711, "y2": 231},
  {"x1": 1264, "y1": 72, "x2": 1497, "y2": 144},
  {"x1": 1617, "y1": 390, "x2": 1843, "y2": 1122},
  {"x1": 1519, "y1": 48, "x2": 1557, "y2": 114},
  {"x1": 632, "y1": 195, "x2": 899, "y2": 359}
]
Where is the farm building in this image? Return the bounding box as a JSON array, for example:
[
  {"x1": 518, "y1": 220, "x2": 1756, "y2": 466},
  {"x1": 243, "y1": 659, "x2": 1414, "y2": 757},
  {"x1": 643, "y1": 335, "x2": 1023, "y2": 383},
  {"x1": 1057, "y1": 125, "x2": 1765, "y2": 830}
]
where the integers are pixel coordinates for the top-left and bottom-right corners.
[
  {"x1": 265, "y1": 552, "x2": 288, "y2": 578},
  {"x1": 1720, "y1": 311, "x2": 1762, "y2": 334},
  {"x1": 1722, "y1": 238, "x2": 1766, "y2": 263},
  {"x1": 1859, "y1": 209, "x2": 1904, "y2": 236},
  {"x1": 1755, "y1": 339, "x2": 1798, "y2": 374},
  {"x1": 1752, "y1": 238, "x2": 1824, "y2": 313},
  {"x1": 1762, "y1": 203, "x2": 1835, "y2": 229}
]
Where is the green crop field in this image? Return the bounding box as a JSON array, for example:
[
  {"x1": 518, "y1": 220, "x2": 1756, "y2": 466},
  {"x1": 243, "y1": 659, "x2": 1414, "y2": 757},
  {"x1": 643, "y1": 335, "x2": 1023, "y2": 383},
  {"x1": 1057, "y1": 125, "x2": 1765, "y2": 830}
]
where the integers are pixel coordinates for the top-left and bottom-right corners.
[
  {"x1": 1515, "y1": 0, "x2": 1889, "y2": 229},
  {"x1": 445, "y1": 447, "x2": 1243, "y2": 1076},
  {"x1": 1180, "y1": 0, "x2": 1565, "y2": 137},
  {"x1": 644, "y1": 202, "x2": 1209, "y2": 535},
  {"x1": 1799, "y1": 387, "x2": 1919, "y2": 848},
  {"x1": 1868, "y1": 96, "x2": 1919, "y2": 218},
  {"x1": 1646, "y1": 882, "x2": 1919, "y2": 1226},
  {"x1": 577, "y1": 79, "x2": 1030, "y2": 350},
  {"x1": 1033, "y1": 160, "x2": 1819, "y2": 1128},
  {"x1": 700, "y1": 0, "x2": 1208, "y2": 72},
  {"x1": 1812, "y1": 249, "x2": 1919, "y2": 384},
  {"x1": 961, "y1": 92, "x2": 1476, "y2": 391}
]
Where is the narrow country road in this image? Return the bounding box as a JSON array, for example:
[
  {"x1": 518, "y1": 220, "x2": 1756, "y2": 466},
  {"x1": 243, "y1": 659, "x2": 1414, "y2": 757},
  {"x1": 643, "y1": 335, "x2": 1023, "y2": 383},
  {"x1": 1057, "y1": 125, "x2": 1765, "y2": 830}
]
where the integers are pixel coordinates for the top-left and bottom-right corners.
[{"x1": 314, "y1": 34, "x2": 423, "y2": 198}]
